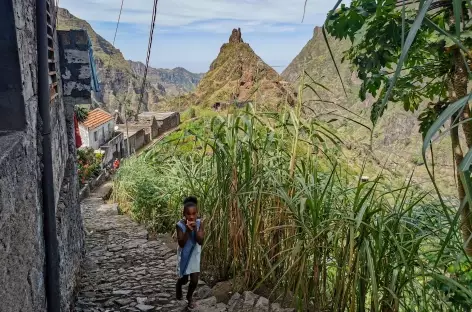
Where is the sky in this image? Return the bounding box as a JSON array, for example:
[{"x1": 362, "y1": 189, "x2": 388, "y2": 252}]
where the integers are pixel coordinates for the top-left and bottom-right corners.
[{"x1": 59, "y1": 0, "x2": 347, "y2": 73}]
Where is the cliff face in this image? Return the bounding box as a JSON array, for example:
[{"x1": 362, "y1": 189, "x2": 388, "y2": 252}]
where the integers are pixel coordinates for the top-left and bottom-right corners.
[
  {"x1": 283, "y1": 26, "x2": 455, "y2": 194},
  {"x1": 193, "y1": 28, "x2": 296, "y2": 109},
  {"x1": 128, "y1": 61, "x2": 204, "y2": 96}
]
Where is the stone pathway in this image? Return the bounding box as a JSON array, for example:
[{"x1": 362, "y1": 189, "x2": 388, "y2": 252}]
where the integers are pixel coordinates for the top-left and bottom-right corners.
[{"x1": 74, "y1": 183, "x2": 294, "y2": 312}]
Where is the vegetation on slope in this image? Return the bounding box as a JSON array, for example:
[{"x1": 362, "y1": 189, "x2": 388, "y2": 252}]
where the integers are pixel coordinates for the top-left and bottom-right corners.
[
  {"x1": 183, "y1": 29, "x2": 297, "y2": 110},
  {"x1": 113, "y1": 105, "x2": 472, "y2": 311},
  {"x1": 282, "y1": 24, "x2": 454, "y2": 196}
]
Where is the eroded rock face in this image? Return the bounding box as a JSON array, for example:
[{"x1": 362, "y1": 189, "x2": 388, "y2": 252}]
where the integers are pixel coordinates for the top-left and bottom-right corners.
[{"x1": 229, "y1": 28, "x2": 243, "y2": 43}]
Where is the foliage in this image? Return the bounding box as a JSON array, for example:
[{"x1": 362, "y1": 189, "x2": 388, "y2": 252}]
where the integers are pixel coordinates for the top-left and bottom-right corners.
[
  {"x1": 77, "y1": 148, "x2": 102, "y2": 186},
  {"x1": 113, "y1": 107, "x2": 471, "y2": 310},
  {"x1": 75, "y1": 106, "x2": 89, "y2": 123},
  {"x1": 325, "y1": 0, "x2": 462, "y2": 130}
]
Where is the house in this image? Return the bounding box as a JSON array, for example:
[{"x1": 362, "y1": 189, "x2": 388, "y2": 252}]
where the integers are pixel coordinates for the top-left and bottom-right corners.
[
  {"x1": 117, "y1": 125, "x2": 147, "y2": 156},
  {"x1": 0, "y1": 1, "x2": 88, "y2": 310},
  {"x1": 136, "y1": 113, "x2": 160, "y2": 142},
  {"x1": 138, "y1": 111, "x2": 181, "y2": 135},
  {"x1": 79, "y1": 108, "x2": 115, "y2": 149}
]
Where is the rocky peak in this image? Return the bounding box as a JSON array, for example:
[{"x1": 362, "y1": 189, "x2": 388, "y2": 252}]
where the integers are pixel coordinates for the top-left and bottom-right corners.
[{"x1": 229, "y1": 28, "x2": 243, "y2": 43}]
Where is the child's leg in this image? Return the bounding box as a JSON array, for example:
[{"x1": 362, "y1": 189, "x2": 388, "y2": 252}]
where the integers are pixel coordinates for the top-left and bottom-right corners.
[
  {"x1": 187, "y1": 273, "x2": 200, "y2": 305},
  {"x1": 176, "y1": 275, "x2": 189, "y2": 300}
]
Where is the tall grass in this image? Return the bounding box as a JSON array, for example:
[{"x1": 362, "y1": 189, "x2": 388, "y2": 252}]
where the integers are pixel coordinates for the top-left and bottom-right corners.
[{"x1": 113, "y1": 104, "x2": 471, "y2": 311}]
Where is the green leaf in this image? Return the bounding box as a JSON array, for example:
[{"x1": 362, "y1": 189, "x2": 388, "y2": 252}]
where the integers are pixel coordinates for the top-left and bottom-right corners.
[
  {"x1": 373, "y1": 0, "x2": 433, "y2": 127},
  {"x1": 422, "y1": 94, "x2": 472, "y2": 160}
]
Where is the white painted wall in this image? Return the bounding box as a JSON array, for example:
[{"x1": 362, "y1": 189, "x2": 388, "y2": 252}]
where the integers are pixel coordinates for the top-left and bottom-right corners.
[{"x1": 79, "y1": 120, "x2": 115, "y2": 149}]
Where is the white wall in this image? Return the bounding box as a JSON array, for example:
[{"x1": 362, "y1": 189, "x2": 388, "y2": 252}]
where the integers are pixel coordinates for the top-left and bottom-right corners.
[{"x1": 79, "y1": 120, "x2": 115, "y2": 149}]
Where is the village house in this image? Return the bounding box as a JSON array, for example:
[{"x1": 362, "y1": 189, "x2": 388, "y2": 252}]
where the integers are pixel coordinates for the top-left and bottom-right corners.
[
  {"x1": 79, "y1": 108, "x2": 115, "y2": 149},
  {"x1": 118, "y1": 125, "x2": 147, "y2": 156},
  {"x1": 0, "y1": 0, "x2": 95, "y2": 310},
  {"x1": 154, "y1": 112, "x2": 181, "y2": 134},
  {"x1": 135, "y1": 112, "x2": 160, "y2": 143}
]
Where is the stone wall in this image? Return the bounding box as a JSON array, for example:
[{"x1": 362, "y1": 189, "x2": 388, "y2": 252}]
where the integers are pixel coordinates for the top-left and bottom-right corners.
[{"x1": 0, "y1": 0, "x2": 85, "y2": 311}]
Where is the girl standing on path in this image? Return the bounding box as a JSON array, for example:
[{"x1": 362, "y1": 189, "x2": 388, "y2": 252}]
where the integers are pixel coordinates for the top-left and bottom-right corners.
[{"x1": 176, "y1": 196, "x2": 204, "y2": 309}]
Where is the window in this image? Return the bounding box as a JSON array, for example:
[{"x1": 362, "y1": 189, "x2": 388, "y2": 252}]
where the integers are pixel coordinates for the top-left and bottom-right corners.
[
  {"x1": 102, "y1": 127, "x2": 105, "y2": 139},
  {"x1": 47, "y1": 0, "x2": 58, "y2": 103},
  {"x1": 94, "y1": 131, "x2": 97, "y2": 142}
]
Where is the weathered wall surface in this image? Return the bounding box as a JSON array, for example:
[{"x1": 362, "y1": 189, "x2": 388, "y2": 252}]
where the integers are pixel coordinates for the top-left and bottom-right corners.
[
  {"x1": 58, "y1": 30, "x2": 92, "y2": 105},
  {"x1": 0, "y1": 1, "x2": 45, "y2": 311},
  {"x1": 0, "y1": 0, "x2": 85, "y2": 311}
]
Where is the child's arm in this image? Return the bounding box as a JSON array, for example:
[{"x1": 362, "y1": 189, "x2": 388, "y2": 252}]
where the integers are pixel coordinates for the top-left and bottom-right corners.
[
  {"x1": 196, "y1": 220, "x2": 204, "y2": 245},
  {"x1": 177, "y1": 225, "x2": 189, "y2": 248}
]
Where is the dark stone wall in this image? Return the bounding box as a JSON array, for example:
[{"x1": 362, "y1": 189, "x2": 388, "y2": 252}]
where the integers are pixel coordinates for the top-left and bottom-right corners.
[
  {"x1": 0, "y1": 0, "x2": 26, "y2": 131},
  {"x1": 0, "y1": 1, "x2": 86, "y2": 311}
]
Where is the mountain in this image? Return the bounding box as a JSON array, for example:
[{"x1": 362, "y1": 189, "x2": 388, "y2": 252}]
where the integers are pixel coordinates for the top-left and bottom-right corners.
[
  {"x1": 192, "y1": 28, "x2": 296, "y2": 109},
  {"x1": 57, "y1": 8, "x2": 203, "y2": 113},
  {"x1": 128, "y1": 61, "x2": 204, "y2": 96},
  {"x1": 283, "y1": 26, "x2": 455, "y2": 195},
  {"x1": 57, "y1": 8, "x2": 166, "y2": 113}
]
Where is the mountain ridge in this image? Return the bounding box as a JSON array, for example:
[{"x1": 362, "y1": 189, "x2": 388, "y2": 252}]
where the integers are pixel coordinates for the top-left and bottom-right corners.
[
  {"x1": 57, "y1": 8, "x2": 203, "y2": 113},
  {"x1": 283, "y1": 26, "x2": 455, "y2": 195},
  {"x1": 128, "y1": 60, "x2": 204, "y2": 97},
  {"x1": 191, "y1": 28, "x2": 296, "y2": 109}
]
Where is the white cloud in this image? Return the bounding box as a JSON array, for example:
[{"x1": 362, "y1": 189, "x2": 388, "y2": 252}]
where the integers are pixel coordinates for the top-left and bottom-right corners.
[{"x1": 60, "y1": 0, "x2": 344, "y2": 30}]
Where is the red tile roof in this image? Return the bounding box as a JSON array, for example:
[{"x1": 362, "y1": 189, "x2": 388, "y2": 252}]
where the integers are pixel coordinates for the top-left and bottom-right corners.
[{"x1": 81, "y1": 108, "x2": 113, "y2": 129}]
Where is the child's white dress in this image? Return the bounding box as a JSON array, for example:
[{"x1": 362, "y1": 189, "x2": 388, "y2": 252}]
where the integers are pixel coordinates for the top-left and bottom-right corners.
[{"x1": 176, "y1": 219, "x2": 201, "y2": 277}]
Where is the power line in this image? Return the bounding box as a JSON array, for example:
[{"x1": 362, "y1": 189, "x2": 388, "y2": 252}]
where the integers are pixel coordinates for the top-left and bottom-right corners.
[
  {"x1": 106, "y1": 0, "x2": 125, "y2": 75},
  {"x1": 112, "y1": 0, "x2": 125, "y2": 46},
  {"x1": 136, "y1": 0, "x2": 159, "y2": 119}
]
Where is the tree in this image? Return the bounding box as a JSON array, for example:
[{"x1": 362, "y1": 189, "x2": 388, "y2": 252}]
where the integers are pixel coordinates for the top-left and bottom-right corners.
[{"x1": 325, "y1": 0, "x2": 472, "y2": 254}]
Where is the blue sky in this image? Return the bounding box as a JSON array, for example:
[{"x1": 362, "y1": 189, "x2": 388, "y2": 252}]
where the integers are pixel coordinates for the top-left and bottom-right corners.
[{"x1": 60, "y1": 0, "x2": 346, "y2": 73}]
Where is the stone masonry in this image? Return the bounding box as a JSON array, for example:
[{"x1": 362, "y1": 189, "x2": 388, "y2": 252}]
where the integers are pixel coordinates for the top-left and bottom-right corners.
[
  {"x1": 75, "y1": 184, "x2": 294, "y2": 312},
  {"x1": 0, "y1": 0, "x2": 86, "y2": 311}
]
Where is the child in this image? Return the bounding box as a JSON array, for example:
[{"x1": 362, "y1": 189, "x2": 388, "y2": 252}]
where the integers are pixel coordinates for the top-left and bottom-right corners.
[{"x1": 176, "y1": 196, "x2": 204, "y2": 309}]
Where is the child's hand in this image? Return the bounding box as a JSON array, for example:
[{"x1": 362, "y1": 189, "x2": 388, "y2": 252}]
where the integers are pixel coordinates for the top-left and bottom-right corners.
[{"x1": 186, "y1": 220, "x2": 196, "y2": 231}]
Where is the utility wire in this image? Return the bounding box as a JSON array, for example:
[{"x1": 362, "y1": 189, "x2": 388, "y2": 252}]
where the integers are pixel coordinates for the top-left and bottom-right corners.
[
  {"x1": 106, "y1": 0, "x2": 126, "y2": 76},
  {"x1": 136, "y1": 0, "x2": 159, "y2": 119},
  {"x1": 112, "y1": 0, "x2": 125, "y2": 46}
]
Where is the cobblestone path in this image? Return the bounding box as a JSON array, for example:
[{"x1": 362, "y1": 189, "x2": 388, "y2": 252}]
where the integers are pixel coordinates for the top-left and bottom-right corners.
[{"x1": 74, "y1": 184, "x2": 294, "y2": 312}]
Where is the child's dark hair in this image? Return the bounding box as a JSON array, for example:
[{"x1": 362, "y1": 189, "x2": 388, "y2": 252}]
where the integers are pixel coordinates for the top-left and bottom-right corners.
[{"x1": 183, "y1": 196, "x2": 198, "y2": 213}]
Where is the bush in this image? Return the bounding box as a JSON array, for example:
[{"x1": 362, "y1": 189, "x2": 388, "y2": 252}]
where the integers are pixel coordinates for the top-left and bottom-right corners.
[
  {"x1": 77, "y1": 148, "x2": 103, "y2": 186},
  {"x1": 112, "y1": 108, "x2": 472, "y2": 310}
]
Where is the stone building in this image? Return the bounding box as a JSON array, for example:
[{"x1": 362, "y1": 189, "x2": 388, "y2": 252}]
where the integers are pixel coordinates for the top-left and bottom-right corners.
[
  {"x1": 138, "y1": 112, "x2": 181, "y2": 135},
  {"x1": 0, "y1": 0, "x2": 87, "y2": 311},
  {"x1": 117, "y1": 125, "x2": 147, "y2": 156}
]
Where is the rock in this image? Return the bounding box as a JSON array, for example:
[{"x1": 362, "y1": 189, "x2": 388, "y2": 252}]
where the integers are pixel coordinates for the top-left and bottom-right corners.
[
  {"x1": 113, "y1": 289, "x2": 133, "y2": 295},
  {"x1": 242, "y1": 291, "x2": 258, "y2": 309},
  {"x1": 136, "y1": 297, "x2": 148, "y2": 305},
  {"x1": 212, "y1": 280, "x2": 233, "y2": 303},
  {"x1": 193, "y1": 297, "x2": 227, "y2": 312},
  {"x1": 115, "y1": 298, "x2": 133, "y2": 306},
  {"x1": 254, "y1": 296, "x2": 269, "y2": 311},
  {"x1": 195, "y1": 285, "x2": 213, "y2": 299},
  {"x1": 135, "y1": 304, "x2": 155, "y2": 311},
  {"x1": 271, "y1": 303, "x2": 295, "y2": 312},
  {"x1": 228, "y1": 293, "x2": 242, "y2": 312},
  {"x1": 229, "y1": 28, "x2": 243, "y2": 43}
]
